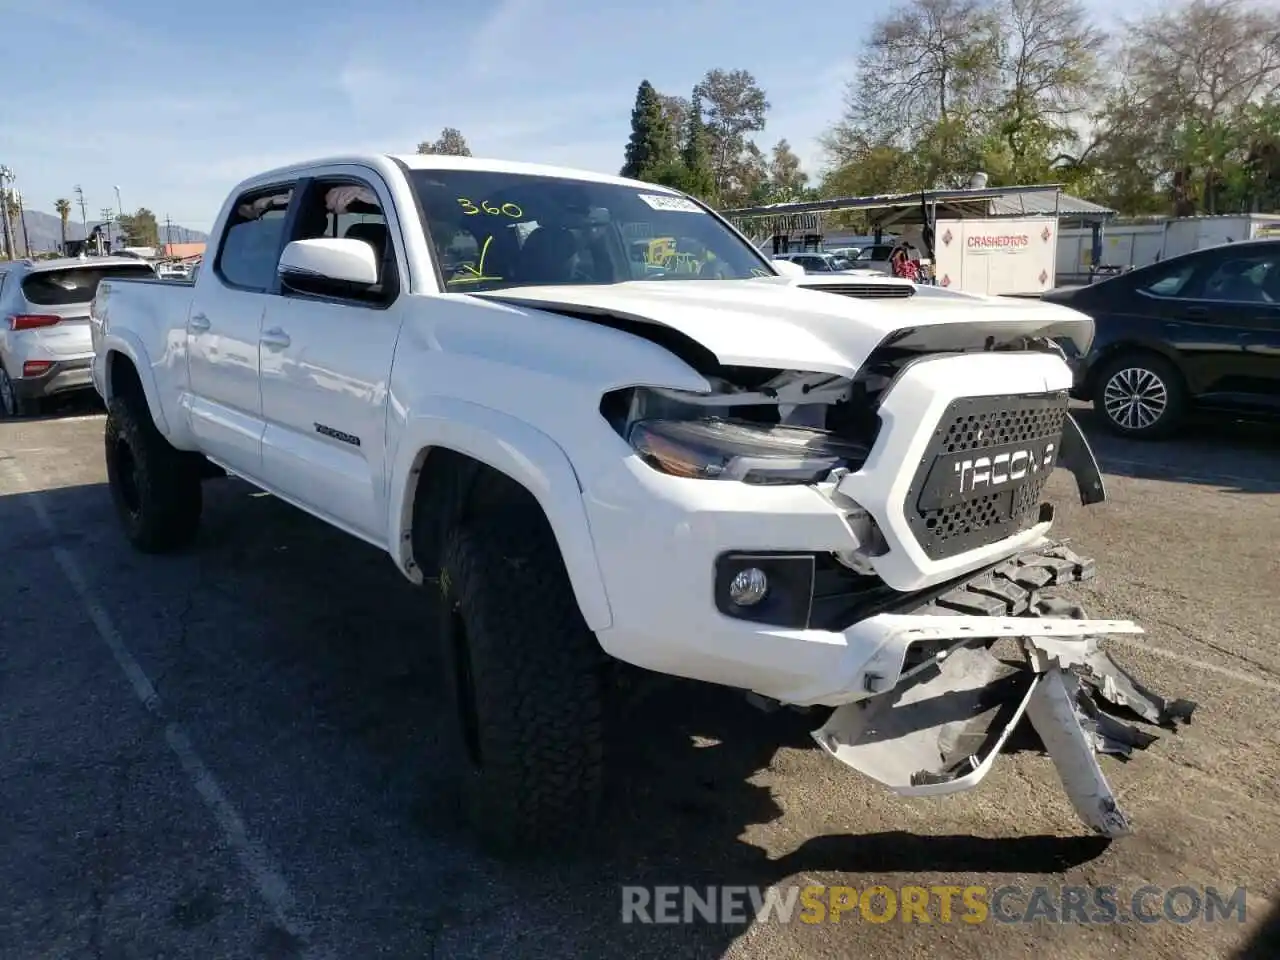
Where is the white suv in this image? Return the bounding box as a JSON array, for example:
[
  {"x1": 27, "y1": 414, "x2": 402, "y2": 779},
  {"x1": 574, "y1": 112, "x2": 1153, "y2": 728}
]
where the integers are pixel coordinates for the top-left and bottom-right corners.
[{"x1": 0, "y1": 256, "x2": 156, "y2": 417}]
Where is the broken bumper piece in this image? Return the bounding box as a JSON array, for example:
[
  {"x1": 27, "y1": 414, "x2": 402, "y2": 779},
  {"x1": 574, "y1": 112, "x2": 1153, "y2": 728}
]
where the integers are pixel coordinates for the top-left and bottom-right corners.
[{"x1": 812, "y1": 545, "x2": 1196, "y2": 838}]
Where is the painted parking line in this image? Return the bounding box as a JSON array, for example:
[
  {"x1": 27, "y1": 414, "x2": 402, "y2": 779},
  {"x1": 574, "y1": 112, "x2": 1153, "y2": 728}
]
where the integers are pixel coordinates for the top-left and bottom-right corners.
[{"x1": 0, "y1": 456, "x2": 330, "y2": 960}]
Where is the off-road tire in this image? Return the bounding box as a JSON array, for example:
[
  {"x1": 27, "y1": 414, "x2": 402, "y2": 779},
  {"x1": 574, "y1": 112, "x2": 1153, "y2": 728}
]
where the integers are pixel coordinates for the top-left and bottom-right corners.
[
  {"x1": 104, "y1": 395, "x2": 203, "y2": 552},
  {"x1": 1091, "y1": 351, "x2": 1187, "y2": 440},
  {"x1": 437, "y1": 508, "x2": 605, "y2": 857}
]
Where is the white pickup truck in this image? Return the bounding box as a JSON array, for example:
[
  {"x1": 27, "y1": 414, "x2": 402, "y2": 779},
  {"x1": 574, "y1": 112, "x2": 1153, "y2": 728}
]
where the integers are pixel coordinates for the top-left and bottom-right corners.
[{"x1": 90, "y1": 153, "x2": 1193, "y2": 855}]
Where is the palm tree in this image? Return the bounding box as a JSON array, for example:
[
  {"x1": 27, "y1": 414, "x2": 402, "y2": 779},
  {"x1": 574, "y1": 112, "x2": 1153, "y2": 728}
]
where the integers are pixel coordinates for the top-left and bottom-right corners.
[{"x1": 54, "y1": 198, "x2": 72, "y2": 254}]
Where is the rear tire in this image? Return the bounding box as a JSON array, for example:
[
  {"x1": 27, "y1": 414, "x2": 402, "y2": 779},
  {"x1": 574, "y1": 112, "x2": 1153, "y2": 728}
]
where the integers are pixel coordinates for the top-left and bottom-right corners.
[
  {"x1": 436, "y1": 508, "x2": 605, "y2": 857},
  {"x1": 0, "y1": 368, "x2": 35, "y2": 418},
  {"x1": 1091, "y1": 352, "x2": 1187, "y2": 440},
  {"x1": 104, "y1": 395, "x2": 203, "y2": 552}
]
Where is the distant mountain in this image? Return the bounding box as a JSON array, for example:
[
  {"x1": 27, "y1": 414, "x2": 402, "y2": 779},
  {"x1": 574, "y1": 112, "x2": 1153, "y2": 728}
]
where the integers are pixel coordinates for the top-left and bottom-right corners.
[{"x1": 3, "y1": 208, "x2": 208, "y2": 255}]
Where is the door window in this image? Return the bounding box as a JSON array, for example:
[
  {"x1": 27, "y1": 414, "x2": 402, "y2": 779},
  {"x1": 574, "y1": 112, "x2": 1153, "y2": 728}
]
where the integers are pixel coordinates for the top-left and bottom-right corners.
[
  {"x1": 1199, "y1": 252, "x2": 1279, "y2": 304},
  {"x1": 215, "y1": 187, "x2": 294, "y2": 292},
  {"x1": 284, "y1": 179, "x2": 400, "y2": 306},
  {"x1": 1136, "y1": 260, "x2": 1198, "y2": 298}
]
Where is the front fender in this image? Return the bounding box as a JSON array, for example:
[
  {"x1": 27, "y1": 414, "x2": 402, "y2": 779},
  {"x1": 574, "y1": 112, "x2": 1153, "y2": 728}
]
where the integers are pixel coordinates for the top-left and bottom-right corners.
[
  {"x1": 99, "y1": 331, "x2": 171, "y2": 437},
  {"x1": 387, "y1": 396, "x2": 614, "y2": 631}
]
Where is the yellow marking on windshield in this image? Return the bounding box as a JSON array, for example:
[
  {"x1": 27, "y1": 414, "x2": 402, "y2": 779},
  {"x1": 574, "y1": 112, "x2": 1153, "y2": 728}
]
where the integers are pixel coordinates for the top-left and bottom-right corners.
[
  {"x1": 446, "y1": 234, "x2": 504, "y2": 284},
  {"x1": 457, "y1": 198, "x2": 524, "y2": 219}
]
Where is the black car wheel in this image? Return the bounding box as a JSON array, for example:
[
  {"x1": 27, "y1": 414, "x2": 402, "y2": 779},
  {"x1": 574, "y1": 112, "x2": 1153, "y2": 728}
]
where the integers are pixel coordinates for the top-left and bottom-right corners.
[
  {"x1": 1093, "y1": 353, "x2": 1187, "y2": 440},
  {"x1": 0, "y1": 367, "x2": 33, "y2": 418}
]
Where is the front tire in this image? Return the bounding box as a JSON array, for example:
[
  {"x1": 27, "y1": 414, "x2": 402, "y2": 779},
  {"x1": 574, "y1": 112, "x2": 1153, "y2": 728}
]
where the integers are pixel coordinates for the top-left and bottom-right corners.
[
  {"x1": 436, "y1": 509, "x2": 605, "y2": 857},
  {"x1": 1092, "y1": 352, "x2": 1187, "y2": 440},
  {"x1": 104, "y1": 395, "x2": 203, "y2": 552}
]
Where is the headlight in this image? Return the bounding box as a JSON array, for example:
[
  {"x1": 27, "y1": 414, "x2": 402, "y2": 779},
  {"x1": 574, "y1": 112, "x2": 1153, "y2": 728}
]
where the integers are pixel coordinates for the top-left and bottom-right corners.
[{"x1": 628, "y1": 418, "x2": 869, "y2": 485}]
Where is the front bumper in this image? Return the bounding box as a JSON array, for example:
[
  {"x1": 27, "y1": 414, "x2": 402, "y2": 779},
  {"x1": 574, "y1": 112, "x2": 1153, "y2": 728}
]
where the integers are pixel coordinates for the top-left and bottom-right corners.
[
  {"x1": 811, "y1": 547, "x2": 1195, "y2": 838},
  {"x1": 585, "y1": 351, "x2": 1105, "y2": 706},
  {"x1": 11, "y1": 357, "x2": 95, "y2": 400}
]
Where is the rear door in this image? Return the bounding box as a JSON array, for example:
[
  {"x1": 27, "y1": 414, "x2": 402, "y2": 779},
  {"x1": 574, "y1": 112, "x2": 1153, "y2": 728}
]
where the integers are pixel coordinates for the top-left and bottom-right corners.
[
  {"x1": 17, "y1": 262, "x2": 156, "y2": 361},
  {"x1": 1186, "y1": 245, "x2": 1280, "y2": 408},
  {"x1": 186, "y1": 183, "x2": 295, "y2": 474}
]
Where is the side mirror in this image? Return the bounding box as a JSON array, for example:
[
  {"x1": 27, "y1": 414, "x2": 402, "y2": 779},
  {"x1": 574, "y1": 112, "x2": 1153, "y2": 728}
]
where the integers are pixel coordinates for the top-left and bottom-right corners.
[
  {"x1": 278, "y1": 238, "x2": 378, "y2": 290},
  {"x1": 770, "y1": 258, "x2": 806, "y2": 278}
]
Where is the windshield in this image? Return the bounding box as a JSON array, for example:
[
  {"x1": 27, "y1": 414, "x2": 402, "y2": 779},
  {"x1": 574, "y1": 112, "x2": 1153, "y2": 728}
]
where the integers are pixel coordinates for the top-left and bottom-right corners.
[
  {"x1": 408, "y1": 169, "x2": 776, "y2": 292},
  {"x1": 21, "y1": 263, "x2": 155, "y2": 306},
  {"x1": 855, "y1": 245, "x2": 895, "y2": 261}
]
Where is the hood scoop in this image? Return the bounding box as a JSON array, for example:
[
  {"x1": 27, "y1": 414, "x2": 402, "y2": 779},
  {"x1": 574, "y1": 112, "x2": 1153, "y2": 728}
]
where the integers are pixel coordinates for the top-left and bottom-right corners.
[{"x1": 799, "y1": 282, "x2": 916, "y2": 299}]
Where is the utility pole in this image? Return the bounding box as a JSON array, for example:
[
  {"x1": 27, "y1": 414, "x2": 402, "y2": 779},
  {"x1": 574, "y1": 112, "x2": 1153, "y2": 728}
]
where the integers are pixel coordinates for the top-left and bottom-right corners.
[
  {"x1": 101, "y1": 207, "x2": 114, "y2": 253},
  {"x1": 164, "y1": 214, "x2": 174, "y2": 255},
  {"x1": 15, "y1": 190, "x2": 30, "y2": 257},
  {"x1": 74, "y1": 184, "x2": 88, "y2": 244},
  {"x1": 0, "y1": 165, "x2": 14, "y2": 261}
]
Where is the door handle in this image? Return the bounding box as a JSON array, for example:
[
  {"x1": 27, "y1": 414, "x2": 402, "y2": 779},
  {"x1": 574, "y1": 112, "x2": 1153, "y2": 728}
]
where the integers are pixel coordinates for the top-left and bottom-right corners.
[
  {"x1": 1183, "y1": 305, "x2": 1210, "y2": 319},
  {"x1": 260, "y1": 327, "x2": 291, "y2": 349},
  {"x1": 189, "y1": 312, "x2": 211, "y2": 332}
]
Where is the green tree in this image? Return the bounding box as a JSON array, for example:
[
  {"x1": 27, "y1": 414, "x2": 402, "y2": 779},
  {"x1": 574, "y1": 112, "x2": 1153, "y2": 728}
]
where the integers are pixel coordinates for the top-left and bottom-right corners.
[
  {"x1": 990, "y1": 0, "x2": 1105, "y2": 184},
  {"x1": 417, "y1": 127, "x2": 473, "y2": 156},
  {"x1": 837, "y1": 0, "x2": 1000, "y2": 187},
  {"x1": 1104, "y1": 0, "x2": 1280, "y2": 214},
  {"x1": 765, "y1": 139, "x2": 809, "y2": 201},
  {"x1": 54, "y1": 198, "x2": 72, "y2": 253},
  {"x1": 692, "y1": 68, "x2": 770, "y2": 201},
  {"x1": 676, "y1": 91, "x2": 717, "y2": 201},
  {"x1": 3, "y1": 189, "x2": 21, "y2": 256},
  {"x1": 658, "y1": 94, "x2": 690, "y2": 141},
  {"x1": 621, "y1": 80, "x2": 676, "y2": 180},
  {"x1": 116, "y1": 207, "x2": 160, "y2": 247}
]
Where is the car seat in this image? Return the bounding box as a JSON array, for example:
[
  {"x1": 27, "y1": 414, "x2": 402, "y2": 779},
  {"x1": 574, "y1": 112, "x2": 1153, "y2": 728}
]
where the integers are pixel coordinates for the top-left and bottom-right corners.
[{"x1": 516, "y1": 226, "x2": 580, "y2": 283}]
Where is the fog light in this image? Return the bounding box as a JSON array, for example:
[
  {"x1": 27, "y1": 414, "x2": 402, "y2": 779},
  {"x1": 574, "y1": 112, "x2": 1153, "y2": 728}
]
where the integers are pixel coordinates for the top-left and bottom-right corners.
[{"x1": 728, "y1": 567, "x2": 768, "y2": 606}]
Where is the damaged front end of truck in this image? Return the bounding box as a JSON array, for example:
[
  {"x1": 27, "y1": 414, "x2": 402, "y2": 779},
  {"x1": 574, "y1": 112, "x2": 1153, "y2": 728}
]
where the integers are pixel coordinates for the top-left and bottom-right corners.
[
  {"x1": 612, "y1": 348, "x2": 1195, "y2": 839},
  {"x1": 504, "y1": 280, "x2": 1198, "y2": 838},
  {"x1": 809, "y1": 542, "x2": 1196, "y2": 838}
]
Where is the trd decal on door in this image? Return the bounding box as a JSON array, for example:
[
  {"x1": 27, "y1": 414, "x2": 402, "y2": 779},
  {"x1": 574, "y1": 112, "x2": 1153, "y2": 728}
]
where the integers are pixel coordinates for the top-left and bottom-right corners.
[{"x1": 314, "y1": 423, "x2": 361, "y2": 447}]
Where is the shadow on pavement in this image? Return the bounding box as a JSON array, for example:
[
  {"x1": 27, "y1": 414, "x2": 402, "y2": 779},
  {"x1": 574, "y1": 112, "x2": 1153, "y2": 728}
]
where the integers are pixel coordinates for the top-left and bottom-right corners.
[
  {"x1": 1232, "y1": 896, "x2": 1280, "y2": 960},
  {"x1": 0, "y1": 476, "x2": 1114, "y2": 958},
  {"x1": 1074, "y1": 407, "x2": 1280, "y2": 495}
]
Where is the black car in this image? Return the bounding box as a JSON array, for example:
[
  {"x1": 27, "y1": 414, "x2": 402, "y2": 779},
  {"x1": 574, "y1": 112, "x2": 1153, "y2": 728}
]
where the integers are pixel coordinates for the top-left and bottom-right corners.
[{"x1": 1043, "y1": 239, "x2": 1280, "y2": 439}]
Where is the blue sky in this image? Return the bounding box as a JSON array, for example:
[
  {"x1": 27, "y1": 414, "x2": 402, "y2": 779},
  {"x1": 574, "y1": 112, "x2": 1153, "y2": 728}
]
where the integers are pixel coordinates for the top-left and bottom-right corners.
[{"x1": 0, "y1": 0, "x2": 1128, "y2": 232}]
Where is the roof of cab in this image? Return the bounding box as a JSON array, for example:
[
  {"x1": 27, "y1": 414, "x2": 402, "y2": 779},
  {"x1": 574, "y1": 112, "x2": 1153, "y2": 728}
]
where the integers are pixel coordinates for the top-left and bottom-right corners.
[{"x1": 235, "y1": 153, "x2": 683, "y2": 195}]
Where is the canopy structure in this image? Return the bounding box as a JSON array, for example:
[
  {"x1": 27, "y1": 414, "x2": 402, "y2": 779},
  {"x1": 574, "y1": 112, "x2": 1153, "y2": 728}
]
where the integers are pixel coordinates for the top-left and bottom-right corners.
[{"x1": 722, "y1": 184, "x2": 1117, "y2": 269}]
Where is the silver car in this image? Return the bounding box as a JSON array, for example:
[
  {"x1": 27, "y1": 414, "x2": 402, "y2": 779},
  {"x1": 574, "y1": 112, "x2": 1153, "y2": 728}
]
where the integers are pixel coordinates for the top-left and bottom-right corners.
[{"x1": 0, "y1": 256, "x2": 156, "y2": 417}]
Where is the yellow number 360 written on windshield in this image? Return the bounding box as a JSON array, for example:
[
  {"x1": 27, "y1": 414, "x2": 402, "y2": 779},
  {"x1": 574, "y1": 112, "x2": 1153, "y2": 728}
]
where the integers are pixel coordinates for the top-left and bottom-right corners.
[{"x1": 457, "y1": 198, "x2": 523, "y2": 218}]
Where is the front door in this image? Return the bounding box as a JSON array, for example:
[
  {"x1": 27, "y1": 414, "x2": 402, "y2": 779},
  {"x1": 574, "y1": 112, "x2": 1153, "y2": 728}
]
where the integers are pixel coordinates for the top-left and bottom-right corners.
[
  {"x1": 186, "y1": 184, "x2": 294, "y2": 474},
  {"x1": 257, "y1": 173, "x2": 409, "y2": 545}
]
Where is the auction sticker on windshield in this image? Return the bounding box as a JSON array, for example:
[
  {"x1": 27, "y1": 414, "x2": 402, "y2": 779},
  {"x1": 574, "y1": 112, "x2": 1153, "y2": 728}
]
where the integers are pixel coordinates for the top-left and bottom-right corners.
[{"x1": 638, "y1": 193, "x2": 703, "y2": 213}]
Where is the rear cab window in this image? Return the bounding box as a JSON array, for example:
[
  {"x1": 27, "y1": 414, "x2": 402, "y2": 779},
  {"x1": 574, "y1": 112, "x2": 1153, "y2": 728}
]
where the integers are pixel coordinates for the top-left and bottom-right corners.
[
  {"x1": 215, "y1": 187, "x2": 294, "y2": 291},
  {"x1": 21, "y1": 263, "x2": 157, "y2": 306}
]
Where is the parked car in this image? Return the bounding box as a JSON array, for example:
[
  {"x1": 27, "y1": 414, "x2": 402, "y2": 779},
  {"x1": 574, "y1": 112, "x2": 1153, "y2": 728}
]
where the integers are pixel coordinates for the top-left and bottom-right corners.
[
  {"x1": 1043, "y1": 239, "x2": 1280, "y2": 439},
  {"x1": 90, "y1": 152, "x2": 1188, "y2": 854},
  {"x1": 771, "y1": 251, "x2": 861, "y2": 274},
  {"x1": 852, "y1": 241, "x2": 920, "y2": 274},
  {"x1": 0, "y1": 256, "x2": 157, "y2": 417}
]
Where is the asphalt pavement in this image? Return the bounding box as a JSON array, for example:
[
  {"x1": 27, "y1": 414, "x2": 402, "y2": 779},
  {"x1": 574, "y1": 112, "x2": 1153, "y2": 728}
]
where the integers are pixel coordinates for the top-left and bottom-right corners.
[{"x1": 1, "y1": 399, "x2": 1277, "y2": 960}]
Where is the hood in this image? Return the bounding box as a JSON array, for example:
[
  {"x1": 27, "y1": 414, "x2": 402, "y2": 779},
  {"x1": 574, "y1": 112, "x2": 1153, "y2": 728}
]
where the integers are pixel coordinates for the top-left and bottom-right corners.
[{"x1": 478, "y1": 279, "x2": 1094, "y2": 377}]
